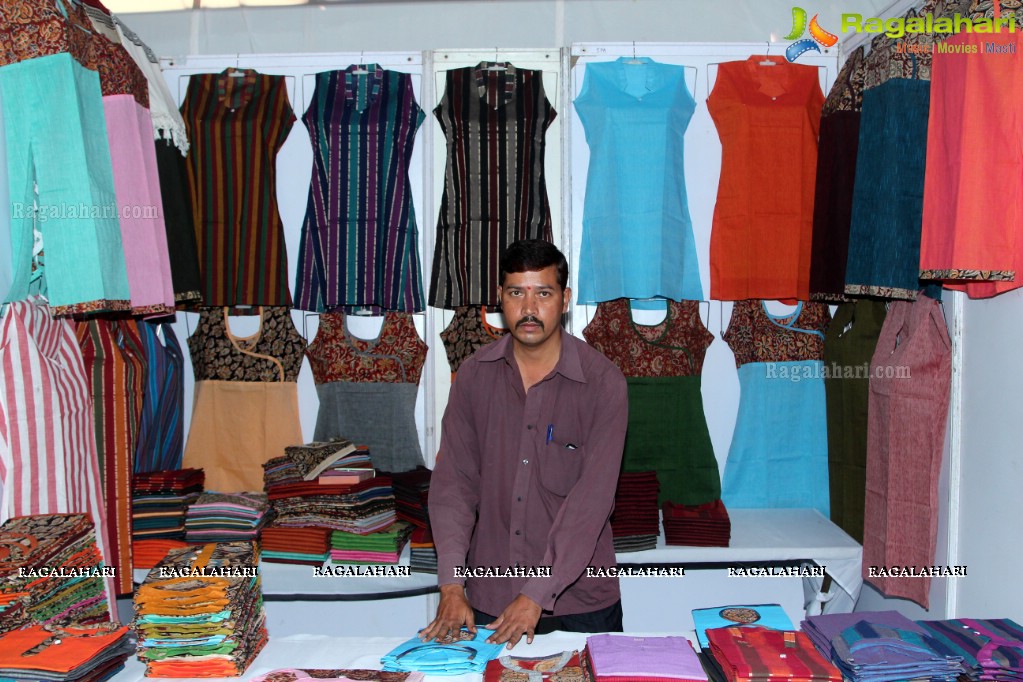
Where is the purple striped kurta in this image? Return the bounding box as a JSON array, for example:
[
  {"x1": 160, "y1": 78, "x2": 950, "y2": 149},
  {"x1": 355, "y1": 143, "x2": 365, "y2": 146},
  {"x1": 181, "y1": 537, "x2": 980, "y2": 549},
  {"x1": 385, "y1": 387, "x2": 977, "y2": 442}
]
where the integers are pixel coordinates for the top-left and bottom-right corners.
[{"x1": 295, "y1": 64, "x2": 426, "y2": 313}]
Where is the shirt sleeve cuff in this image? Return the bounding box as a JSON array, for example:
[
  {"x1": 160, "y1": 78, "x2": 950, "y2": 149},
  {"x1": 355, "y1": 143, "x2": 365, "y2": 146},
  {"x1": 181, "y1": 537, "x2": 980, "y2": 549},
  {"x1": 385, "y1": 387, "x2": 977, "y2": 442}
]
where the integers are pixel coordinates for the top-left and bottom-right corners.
[
  {"x1": 520, "y1": 575, "x2": 562, "y2": 612},
  {"x1": 436, "y1": 560, "x2": 466, "y2": 587}
]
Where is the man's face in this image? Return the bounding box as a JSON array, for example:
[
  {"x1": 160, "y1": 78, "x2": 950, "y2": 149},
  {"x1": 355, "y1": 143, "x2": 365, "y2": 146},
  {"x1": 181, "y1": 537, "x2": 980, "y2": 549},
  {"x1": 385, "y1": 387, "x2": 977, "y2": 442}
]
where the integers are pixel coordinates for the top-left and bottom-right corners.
[{"x1": 498, "y1": 265, "x2": 571, "y2": 350}]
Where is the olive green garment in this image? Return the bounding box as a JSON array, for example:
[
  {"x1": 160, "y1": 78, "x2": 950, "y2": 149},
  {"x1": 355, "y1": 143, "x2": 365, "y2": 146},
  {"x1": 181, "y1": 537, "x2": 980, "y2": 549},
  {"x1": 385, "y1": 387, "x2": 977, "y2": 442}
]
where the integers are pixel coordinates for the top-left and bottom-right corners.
[
  {"x1": 823, "y1": 299, "x2": 887, "y2": 543},
  {"x1": 622, "y1": 376, "x2": 721, "y2": 506}
]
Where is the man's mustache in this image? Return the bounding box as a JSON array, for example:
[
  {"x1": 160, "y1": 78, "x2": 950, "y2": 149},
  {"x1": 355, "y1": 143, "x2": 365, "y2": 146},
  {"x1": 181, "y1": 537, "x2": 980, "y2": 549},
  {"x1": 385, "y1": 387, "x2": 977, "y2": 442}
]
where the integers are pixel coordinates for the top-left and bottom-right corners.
[{"x1": 516, "y1": 316, "x2": 544, "y2": 330}]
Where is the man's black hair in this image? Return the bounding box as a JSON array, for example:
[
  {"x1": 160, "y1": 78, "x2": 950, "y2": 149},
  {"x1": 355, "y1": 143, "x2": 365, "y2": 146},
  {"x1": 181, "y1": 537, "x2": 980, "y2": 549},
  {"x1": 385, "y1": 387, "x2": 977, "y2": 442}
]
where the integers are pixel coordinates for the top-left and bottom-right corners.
[{"x1": 499, "y1": 239, "x2": 569, "y2": 290}]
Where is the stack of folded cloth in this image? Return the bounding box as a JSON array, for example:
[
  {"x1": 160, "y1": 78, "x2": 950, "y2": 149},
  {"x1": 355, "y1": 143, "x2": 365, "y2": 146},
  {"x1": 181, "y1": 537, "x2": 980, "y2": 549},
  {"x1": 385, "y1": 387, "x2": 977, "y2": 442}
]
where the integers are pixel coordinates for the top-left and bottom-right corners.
[
  {"x1": 132, "y1": 539, "x2": 192, "y2": 571},
  {"x1": 390, "y1": 468, "x2": 432, "y2": 528},
  {"x1": 487, "y1": 650, "x2": 584, "y2": 682},
  {"x1": 582, "y1": 633, "x2": 707, "y2": 682},
  {"x1": 409, "y1": 526, "x2": 437, "y2": 574},
  {"x1": 610, "y1": 471, "x2": 661, "y2": 552},
  {"x1": 0, "y1": 513, "x2": 111, "y2": 627},
  {"x1": 131, "y1": 469, "x2": 205, "y2": 542},
  {"x1": 262, "y1": 524, "x2": 332, "y2": 565},
  {"x1": 133, "y1": 541, "x2": 268, "y2": 677},
  {"x1": 662, "y1": 499, "x2": 731, "y2": 547},
  {"x1": 331, "y1": 522, "x2": 413, "y2": 564},
  {"x1": 269, "y1": 476, "x2": 397, "y2": 534},
  {"x1": 262, "y1": 439, "x2": 364, "y2": 488},
  {"x1": 252, "y1": 669, "x2": 425, "y2": 682},
  {"x1": 705, "y1": 626, "x2": 841, "y2": 682},
  {"x1": 0, "y1": 622, "x2": 134, "y2": 682},
  {"x1": 382, "y1": 628, "x2": 504, "y2": 674},
  {"x1": 184, "y1": 491, "x2": 270, "y2": 543},
  {"x1": 802, "y1": 610, "x2": 962, "y2": 682},
  {"x1": 917, "y1": 618, "x2": 1022, "y2": 681}
]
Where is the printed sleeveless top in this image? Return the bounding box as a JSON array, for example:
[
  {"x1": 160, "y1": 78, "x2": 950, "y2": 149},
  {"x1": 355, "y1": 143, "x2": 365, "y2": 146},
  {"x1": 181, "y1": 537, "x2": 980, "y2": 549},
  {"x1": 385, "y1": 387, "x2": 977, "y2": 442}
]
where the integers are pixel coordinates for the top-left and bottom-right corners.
[
  {"x1": 724, "y1": 300, "x2": 830, "y2": 366},
  {"x1": 306, "y1": 312, "x2": 427, "y2": 386},
  {"x1": 187, "y1": 307, "x2": 305, "y2": 383},
  {"x1": 439, "y1": 306, "x2": 509, "y2": 375}
]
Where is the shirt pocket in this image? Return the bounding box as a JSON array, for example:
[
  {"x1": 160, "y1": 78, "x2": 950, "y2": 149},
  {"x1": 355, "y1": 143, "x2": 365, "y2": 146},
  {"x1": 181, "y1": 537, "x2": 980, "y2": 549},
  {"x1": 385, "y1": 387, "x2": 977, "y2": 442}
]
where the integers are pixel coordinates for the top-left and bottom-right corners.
[{"x1": 536, "y1": 444, "x2": 584, "y2": 498}]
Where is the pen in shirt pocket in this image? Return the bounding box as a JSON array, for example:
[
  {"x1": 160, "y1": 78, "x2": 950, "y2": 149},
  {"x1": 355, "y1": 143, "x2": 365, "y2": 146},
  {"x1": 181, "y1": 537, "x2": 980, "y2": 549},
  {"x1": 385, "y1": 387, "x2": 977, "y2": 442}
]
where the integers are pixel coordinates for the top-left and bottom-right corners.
[{"x1": 546, "y1": 425, "x2": 578, "y2": 449}]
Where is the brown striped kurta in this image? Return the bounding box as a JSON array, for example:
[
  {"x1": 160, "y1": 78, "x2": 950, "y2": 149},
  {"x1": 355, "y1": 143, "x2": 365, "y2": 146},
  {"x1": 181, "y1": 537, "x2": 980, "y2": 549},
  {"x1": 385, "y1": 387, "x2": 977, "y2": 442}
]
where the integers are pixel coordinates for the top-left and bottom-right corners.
[
  {"x1": 429, "y1": 62, "x2": 556, "y2": 309},
  {"x1": 76, "y1": 319, "x2": 147, "y2": 596},
  {"x1": 181, "y1": 68, "x2": 295, "y2": 306}
]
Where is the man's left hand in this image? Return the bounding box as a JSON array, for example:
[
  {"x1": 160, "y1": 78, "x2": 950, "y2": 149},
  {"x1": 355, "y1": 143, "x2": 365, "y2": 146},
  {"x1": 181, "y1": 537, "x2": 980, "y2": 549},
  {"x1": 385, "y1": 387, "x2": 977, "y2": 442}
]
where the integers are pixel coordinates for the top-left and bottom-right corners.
[{"x1": 484, "y1": 594, "x2": 543, "y2": 649}]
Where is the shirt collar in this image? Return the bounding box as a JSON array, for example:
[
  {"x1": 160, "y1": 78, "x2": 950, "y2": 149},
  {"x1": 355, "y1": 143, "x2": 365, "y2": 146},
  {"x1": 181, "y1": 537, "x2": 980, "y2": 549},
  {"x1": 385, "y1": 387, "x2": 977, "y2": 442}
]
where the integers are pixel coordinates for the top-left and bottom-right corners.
[{"x1": 476, "y1": 333, "x2": 587, "y2": 384}]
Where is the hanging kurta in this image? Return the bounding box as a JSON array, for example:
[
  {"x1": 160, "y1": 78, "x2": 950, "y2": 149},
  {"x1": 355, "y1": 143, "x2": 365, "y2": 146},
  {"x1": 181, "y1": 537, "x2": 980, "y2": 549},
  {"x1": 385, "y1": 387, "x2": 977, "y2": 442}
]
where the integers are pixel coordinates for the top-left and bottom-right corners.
[
  {"x1": 583, "y1": 299, "x2": 719, "y2": 506},
  {"x1": 823, "y1": 300, "x2": 887, "y2": 544},
  {"x1": 133, "y1": 321, "x2": 184, "y2": 474},
  {"x1": 295, "y1": 64, "x2": 426, "y2": 314},
  {"x1": 181, "y1": 69, "x2": 295, "y2": 307},
  {"x1": 76, "y1": 319, "x2": 147, "y2": 595},
  {"x1": 439, "y1": 306, "x2": 508, "y2": 377},
  {"x1": 721, "y1": 300, "x2": 830, "y2": 515},
  {"x1": 863, "y1": 294, "x2": 951, "y2": 608},
  {"x1": 574, "y1": 58, "x2": 702, "y2": 304},
  {"x1": 306, "y1": 312, "x2": 427, "y2": 473},
  {"x1": 429, "y1": 62, "x2": 556, "y2": 309},
  {"x1": 182, "y1": 307, "x2": 305, "y2": 492},
  {"x1": 708, "y1": 56, "x2": 823, "y2": 302}
]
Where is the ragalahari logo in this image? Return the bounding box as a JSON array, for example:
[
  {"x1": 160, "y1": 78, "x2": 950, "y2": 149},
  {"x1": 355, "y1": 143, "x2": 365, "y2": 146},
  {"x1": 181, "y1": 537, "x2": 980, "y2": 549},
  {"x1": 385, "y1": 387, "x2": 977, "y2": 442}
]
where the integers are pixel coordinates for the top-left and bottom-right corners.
[{"x1": 784, "y1": 7, "x2": 839, "y2": 61}]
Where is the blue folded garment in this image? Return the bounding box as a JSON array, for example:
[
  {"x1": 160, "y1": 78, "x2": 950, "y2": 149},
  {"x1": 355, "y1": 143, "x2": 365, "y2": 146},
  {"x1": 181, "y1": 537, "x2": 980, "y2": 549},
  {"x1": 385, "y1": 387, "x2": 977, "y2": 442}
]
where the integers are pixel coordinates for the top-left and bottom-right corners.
[{"x1": 381, "y1": 628, "x2": 504, "y2": 674}]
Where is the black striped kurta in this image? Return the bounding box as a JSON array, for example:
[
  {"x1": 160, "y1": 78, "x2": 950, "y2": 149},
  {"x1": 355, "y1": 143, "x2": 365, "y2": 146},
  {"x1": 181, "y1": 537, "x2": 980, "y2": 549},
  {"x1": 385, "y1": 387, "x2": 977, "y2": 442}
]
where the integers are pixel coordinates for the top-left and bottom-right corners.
[{"x1": 429, "y1": 62, "x2": 556, "y2": 309}]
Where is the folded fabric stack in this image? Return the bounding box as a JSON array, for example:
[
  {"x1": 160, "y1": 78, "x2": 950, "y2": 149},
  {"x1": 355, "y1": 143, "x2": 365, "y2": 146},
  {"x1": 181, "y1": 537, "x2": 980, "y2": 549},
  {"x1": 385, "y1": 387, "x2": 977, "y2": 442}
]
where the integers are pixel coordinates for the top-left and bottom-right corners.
[
  {"x1": 262, "y1": 439, "x2": 363, "y2": 488},
  {"x1": 409, "y1": 526, "x2": 437, "y2": 575},
  {"x1": 381, "y1": 628, "x2": 504, "y2": 674},
  {"x1": 0, "y1": 623, "x2": 133, "y2": 682},
  {"x1": 184, "y1": 492, "x2": 270, "y2": 543},
  {"x1": 487, "y1": 650, "x2": 584, "y2": 682},
  {"x1": 693, "y1": 604, "x2": 793, "y2": 651},
  {"x1": 705, "y1": 626, "x2": 841, "y2": 682},
  {"x1": 132, "y1": 539, "x2": 192, "y2": 570},
  {"x1": 662, "y1": 499, "x2": 731, "y2": 547},
  {"x1": 131, "y1": 469, "x2": 205, "y2": 542},
  {"x1": 252, "y1": 670, "x2": 425, "y2": 682},
  {"x1": 801, "y1": 610, "x2": 962, "y2": 682},
  {"x1": 331, "y1": 522, "x2": 413, "y2": 565},
  {"x1": 582, "y1": 633, "x2": 707, "y2": 682},
  {"x1": 269, "y1": 477, "x2": 397, "y2": 534},
  {"x1": 262, "y1": 524, "x2": 332, "y2": 565},
  {"x1": 134, "y1": 541, "x2": 268, "y2": 677},
  {"x1": 390, "y1": 468, "x2": 432, "y2": 528},
  {"x1": 611, "y1": 471, "x2": 661, "y2": 552},
  {"x1": 0, "y1": 514, "x2": 111, "y2": 628},
  {"x1": 918, "y1": 618, "x2": 1023, "y2": 681}
]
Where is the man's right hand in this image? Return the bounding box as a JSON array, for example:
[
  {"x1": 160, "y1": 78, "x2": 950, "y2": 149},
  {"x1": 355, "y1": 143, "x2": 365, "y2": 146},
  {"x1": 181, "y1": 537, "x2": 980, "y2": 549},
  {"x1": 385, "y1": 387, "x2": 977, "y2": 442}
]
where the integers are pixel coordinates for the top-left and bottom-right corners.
[{"x1": 419, "y1": 584, "x2": 476, "y2": 641}]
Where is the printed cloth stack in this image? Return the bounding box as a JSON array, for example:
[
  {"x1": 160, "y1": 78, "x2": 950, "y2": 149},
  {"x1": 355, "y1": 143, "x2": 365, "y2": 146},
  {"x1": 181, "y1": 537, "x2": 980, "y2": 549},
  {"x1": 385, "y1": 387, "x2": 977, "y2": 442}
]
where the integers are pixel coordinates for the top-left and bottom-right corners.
[
  {"x1": 132, "y1": 469, "x2": 205, "y2": 568},
  {"x1": 390, "y1": 467, "x2": 432, "y2": 528},
  {"x1": 262, "y1": 439, "x2": 365, "y2": 487},
  {"x1": 133, "y1": 541, "x2": 268, "y2": 677},
  {"x1": 802, "y1": 610, "x2": 963, "y2": 682},
  {"x1": 582, "y1": 633, "x2": 707, "y2": 682},
  {"x1": 705, "y1": 626, "x2": 841, "y2": 682},
  {"x1": 184, "y1": 492, "x2": 270, "y2": 542},
  {"x1": 918, "y1": 618, "x2": 1023, "y2": 682},
  {"x1": 251, "y1": 670, "x2": 424, "y2": 682},
  {"x1": 409, "y1": 526, "x2": 437, "y2": 575},
  {"x1": 610, "y1": 471, "x2": 661, "y2": 552},
  {"x1": 0, "y1": 514, "x2": 111, "y2": 630},
  {"x1": 662, "y1": 499, "x2": 731, "y2": 547},
  {"x1": 486, "y1": 650, "x2": 584, "y2": 682},
  {"x1": 262, "y1": 524, "x2": 332, "y2": 565},
  {"x1": 381, "y1": 628, "x2": 504, "y2": 674},
  {"x1": 330, "y1": 522, "x2": 413, "y2": 564},
  {"x1": 268, "y1": 477, "x2": 397, "y2": 534},
  {"x1": 0, "y1": 622, "x2": 133, "y2": 682}
]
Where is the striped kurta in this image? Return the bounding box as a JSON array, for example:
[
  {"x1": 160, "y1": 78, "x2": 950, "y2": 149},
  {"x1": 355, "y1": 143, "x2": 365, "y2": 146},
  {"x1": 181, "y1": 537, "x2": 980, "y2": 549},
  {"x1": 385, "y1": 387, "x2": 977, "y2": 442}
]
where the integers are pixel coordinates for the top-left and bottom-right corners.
[
  {"x1": 76, "y1": 319, "x2": 147, "y2": 596},
  {"x1": 133, "y1": 321, "x2": 184, "y2": 474},
  {"x1": 430, "y1": 62, "x2": 556, "y2": 309},
  {"x1": 181, "y1": 69, "x2": 295, "y2": 306},
  {"x1": 295, "y1": 65, "x2": 426, "y2": 313},
  {"x1": 0, "y1": 299, "x2": 115, "y2": 608}
]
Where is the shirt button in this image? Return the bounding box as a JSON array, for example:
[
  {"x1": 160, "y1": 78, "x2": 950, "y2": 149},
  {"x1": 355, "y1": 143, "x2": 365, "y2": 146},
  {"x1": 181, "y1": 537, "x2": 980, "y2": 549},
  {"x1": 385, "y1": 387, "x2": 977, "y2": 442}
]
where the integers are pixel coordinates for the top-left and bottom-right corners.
[
  {"x1": 522, "y1": 459, "x2": 529, "y2": 464},
  {"x1": 527, "y1": 424, "x2": 533, "y2": 430},
  {"x1": 515, "y1": 530, "x2": 521, "y2": 535},
  {"x1": 517, "y1": 497, "x2": 522, "y2": 502}
]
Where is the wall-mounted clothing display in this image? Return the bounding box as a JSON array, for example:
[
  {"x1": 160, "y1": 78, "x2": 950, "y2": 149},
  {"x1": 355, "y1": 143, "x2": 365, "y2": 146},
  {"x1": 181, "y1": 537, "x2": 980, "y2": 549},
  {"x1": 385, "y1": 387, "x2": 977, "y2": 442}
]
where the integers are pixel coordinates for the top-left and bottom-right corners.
[
  {"x1": 721, "y1": 300, "x2": 830, "y2": 515},
  {"x1": 809, "y1": 47, "x2": 865, "y2": 301},
  {"x1": 295, "y1": 65, "x2": 426, "y2": 314},
  {"x1": 439, "y1": 306, "x2": 508, "y2": 377},
  {"x1": 133, "y1": 321, "x2": 185, "y2": 474},
  {"x1": 920, "y1": 1, "x2": 1023, "y2": 298},
  {"x1": 306, "y1": 312, "x2": 427, "y2": 472},
  {"x1": 583, "y1": 299, "x2": 719, "y2": 506},
  {"x1": 574, "y1": 58, "x2": 702, "y2": 304},
  {"x1": 76, "y1": 319, "x2": 146, "y2": 595},
  {"x1": 863, "y1": 293, "x2": 951, "y2": 608},
  {"x1": 182, "y1": 307, "x2": 305, "y2": 492},
  {"x1": 823, "y1": 300, "x2": 887, "y2": 545},
  {"x1": 430, "y1": 61, "x2": 556, "y2": 309},
  {"x1": 708, "y1": 56, "x2": 823, "y2": 302},
  {"x1": 181, "y1": 69, "x2": 295, "y2": 307}
]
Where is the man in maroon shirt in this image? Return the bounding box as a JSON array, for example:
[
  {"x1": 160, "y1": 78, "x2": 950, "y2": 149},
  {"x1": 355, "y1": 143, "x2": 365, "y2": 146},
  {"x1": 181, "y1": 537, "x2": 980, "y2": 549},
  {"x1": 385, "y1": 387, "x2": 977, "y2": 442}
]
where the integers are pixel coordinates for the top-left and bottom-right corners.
[{"x1": 422, "y1": 239, "x2": 628, "y2": 648}]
